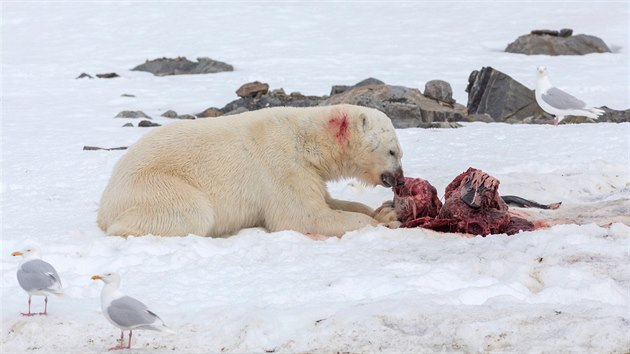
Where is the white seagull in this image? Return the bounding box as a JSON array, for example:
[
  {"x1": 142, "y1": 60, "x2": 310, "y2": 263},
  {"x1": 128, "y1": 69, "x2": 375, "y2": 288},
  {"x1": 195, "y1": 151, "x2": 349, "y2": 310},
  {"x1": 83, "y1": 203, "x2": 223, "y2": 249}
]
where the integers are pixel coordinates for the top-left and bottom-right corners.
[
  {"x1": 536, "y1": 66, "x2": 605, "y2": 125},
  {"x1": 12, "y1": 248, "x2": 63, "y2": 316},
  {"x1": 92, "y1": 272, "x2": 174, "y2": 351}
]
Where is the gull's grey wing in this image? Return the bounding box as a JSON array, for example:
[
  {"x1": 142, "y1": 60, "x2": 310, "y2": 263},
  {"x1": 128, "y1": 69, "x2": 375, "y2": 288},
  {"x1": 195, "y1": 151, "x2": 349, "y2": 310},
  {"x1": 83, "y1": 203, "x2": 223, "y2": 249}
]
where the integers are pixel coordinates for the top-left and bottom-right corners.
[
  {"x1": 108, "y1": 296, "x2": 161, "y2": 329},
  {"x1": 17, "y1": 259, "x2": 62, "y2": 292},
  {"x1": 541, "y1": 87, "x2": 587, "y2": 110}
]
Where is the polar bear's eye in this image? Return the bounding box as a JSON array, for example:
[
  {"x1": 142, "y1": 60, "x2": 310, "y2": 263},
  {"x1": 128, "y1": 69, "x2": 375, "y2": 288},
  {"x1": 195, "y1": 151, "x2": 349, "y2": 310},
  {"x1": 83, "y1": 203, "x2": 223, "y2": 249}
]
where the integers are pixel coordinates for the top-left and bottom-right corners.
[{"x1": 389, "y1": 150, "x2": 396, "y2": 157}]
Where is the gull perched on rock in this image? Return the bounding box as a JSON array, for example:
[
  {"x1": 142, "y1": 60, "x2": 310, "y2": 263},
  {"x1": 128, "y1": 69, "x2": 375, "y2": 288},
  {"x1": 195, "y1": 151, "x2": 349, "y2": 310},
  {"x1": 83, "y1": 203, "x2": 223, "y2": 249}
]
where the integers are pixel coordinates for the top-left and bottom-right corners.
[
  {"x1": 92, "y1": 272, "x2": 174, "y2": 351},
  {"x1": 12, "y1": 248, "x2": 63, "y2": 316},
  {"x1": 536, "y1": 66, "x2": 605, "y2": 125}
]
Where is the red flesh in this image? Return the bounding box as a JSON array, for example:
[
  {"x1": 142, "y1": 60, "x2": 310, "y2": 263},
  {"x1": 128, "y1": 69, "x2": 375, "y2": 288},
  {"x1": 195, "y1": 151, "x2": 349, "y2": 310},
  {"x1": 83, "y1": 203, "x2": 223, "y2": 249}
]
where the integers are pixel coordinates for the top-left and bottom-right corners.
[{"x1": 395, "y1": 168, "x2": 535, "y2": 236}]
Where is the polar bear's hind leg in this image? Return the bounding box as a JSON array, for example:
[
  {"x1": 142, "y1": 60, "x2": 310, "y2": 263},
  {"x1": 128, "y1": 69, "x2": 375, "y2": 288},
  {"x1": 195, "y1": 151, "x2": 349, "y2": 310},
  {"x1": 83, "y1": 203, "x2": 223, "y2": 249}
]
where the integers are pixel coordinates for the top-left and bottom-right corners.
[{"x1": 104, "y1": 174, "x2": 215, "y2": 237}]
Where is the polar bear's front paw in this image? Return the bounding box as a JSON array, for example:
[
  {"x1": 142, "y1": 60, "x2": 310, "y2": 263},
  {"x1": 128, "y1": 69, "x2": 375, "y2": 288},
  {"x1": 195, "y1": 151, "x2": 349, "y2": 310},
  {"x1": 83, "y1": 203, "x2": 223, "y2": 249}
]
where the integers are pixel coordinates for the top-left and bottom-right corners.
[
  {"x1": 373, "y1": 201, "x2": 399, "y2": 224},
  {"x1": 382, "y1": 220, "x2": 401, "y2": 229}
]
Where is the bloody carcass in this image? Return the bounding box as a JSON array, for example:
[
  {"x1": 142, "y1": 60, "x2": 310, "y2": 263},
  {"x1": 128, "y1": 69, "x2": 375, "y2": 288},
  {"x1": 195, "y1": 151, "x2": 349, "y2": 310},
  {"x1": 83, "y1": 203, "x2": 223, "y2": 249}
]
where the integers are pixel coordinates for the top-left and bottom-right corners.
[{"x1": 393, "y1": 167, "x2": 540, "y2": 236}]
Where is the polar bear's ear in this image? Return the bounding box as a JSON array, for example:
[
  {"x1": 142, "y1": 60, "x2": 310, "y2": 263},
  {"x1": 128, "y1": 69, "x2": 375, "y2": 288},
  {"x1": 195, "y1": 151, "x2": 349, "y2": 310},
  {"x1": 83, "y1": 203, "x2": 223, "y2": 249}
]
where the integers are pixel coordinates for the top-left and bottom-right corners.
[{"x1": 359, "y1": 113, "x2": 371, "y2": 133}]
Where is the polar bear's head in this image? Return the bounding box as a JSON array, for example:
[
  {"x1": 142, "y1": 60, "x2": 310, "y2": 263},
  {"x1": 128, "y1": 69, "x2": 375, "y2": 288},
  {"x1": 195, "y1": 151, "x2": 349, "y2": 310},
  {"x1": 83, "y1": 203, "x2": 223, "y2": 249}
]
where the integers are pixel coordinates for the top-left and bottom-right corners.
[{"x1": 328, "y1": 105, "x2": 404, "y2": 188}]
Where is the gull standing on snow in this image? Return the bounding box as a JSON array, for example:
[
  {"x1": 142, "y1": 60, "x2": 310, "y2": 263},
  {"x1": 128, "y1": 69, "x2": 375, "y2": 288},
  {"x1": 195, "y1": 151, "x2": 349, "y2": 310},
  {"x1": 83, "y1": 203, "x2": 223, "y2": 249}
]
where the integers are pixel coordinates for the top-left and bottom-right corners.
[
  {"x1": 536, "y1": 66, "x2": 605, "y2": 125},
  {"x1": 12, "y1": 248, "x2": 63, "y2": 316},
  {"x1": 92, "y1": 272, "x2": 174, "y2": 350}
]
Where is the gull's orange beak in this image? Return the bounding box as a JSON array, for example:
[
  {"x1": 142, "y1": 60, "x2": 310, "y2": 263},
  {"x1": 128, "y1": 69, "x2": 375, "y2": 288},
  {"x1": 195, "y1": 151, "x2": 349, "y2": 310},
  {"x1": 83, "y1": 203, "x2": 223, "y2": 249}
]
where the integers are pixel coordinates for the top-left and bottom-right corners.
[
  {"x1": 91, "y1": 275, "x2": 103, "y2": 280},
  {"x1": 11, "y1": 251, "x2": 23, "y2": 257}
]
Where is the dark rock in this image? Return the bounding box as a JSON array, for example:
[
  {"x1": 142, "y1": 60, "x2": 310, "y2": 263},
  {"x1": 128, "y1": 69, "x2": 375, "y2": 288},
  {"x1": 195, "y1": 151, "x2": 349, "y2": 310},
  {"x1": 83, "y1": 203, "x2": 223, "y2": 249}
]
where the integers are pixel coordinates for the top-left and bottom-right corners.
[
  {"x1": 530, "y1": 29, "x2": 559, "y2": 36},
  {"x1": 236, "y1": 81, "x2": 269, "y2": 98},
  {"x1": 194, "y1": 57, "x2": 234, "y2": 74},
  {"x1": 76, "y1": 73, "x2": 93, "y2": 79},
  {"x1": 506, "y1": 30, "x2": 611, "y2": 55},
  {"x1": 520, "y1": 113, "x2": 555, "y2": 125},
  {"x1": 330, "y1": 78, "x2": 385, "y2": 97},
  {"x1": 558, "y1": 116, "x2": 597, "y2": 124},
  {"x1": 330, "y1": 85, "x2": 351, "y2": 96},
  {"x1": 83, "y1": 146, "x2": 128, "y2": 151},
  {"x1": 321, "y1": 83, "x2": 467, "y2": 128},
  {"x1": 219, "y1": 88, "x2": 324, "y2": 114},
  {"x1": 161, "y1": 110, "x2": 178, "y2": 118},
  {"x1": 270, "y1": 88, "x2": 286, "y2": 97},
  {"x1": 559, "y1": 28, "x2": 573, "y2": 37},
  {"x1": 224, "y1": 107, "x2": 249, "y2": 116},
  {"x1": 121, "y1": 93, "x2": 136, "y2": 97},
  {"x1": 122, "y1": 123, "x2": 134, "y2": 127},
  {"x1": 530, "y1": 28, "x2": 573, "y2": 38},
  {"x1": 466, "y1": 66, "x2": 552, "y2": 123},
  {"x1": 132, "y1": 56, "x2": 233, "y2": 76},
  {"x1": 424, "y1": 80, "x2": 455, "y2": 104},
  {"x1": 354, "y1": 77, "x2": 385, "y2": 87},
  {"x1": 115, "y1": 111, "x2": 151, "y2": 119},
  {"x1": 596, "y1": 106, "x2": 630, "y2": 123},
  {"x1": 157, "y1": 110, "x2": 194, "y2": 120},
  {"x1": 138, "y1": 120, "x2": 161, "y2": 127},
  {"x1": 96, "y1": 73, "x2": 120, "y2": 79},
  {"x1": 196, "y1": 107, "x2": 223, "y2": 118},
  {"x1": 427, "y1": 122, "x2": 463, "y2": 129}
]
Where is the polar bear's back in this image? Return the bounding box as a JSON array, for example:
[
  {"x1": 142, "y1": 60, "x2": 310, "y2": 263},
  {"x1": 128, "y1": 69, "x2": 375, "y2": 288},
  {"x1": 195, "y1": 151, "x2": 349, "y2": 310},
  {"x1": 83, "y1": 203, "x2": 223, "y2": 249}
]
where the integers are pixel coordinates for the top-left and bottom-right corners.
[{"x1": 98, "y1": 106, "x2": 325, "y2": 236}]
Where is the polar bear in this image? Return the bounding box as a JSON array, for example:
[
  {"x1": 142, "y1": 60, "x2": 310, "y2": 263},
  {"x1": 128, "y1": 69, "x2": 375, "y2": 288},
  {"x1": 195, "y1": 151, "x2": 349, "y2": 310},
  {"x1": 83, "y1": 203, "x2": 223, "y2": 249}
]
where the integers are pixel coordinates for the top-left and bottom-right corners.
[{"x1": 97, "y1": 104, "x2": 404, "y2": 237}]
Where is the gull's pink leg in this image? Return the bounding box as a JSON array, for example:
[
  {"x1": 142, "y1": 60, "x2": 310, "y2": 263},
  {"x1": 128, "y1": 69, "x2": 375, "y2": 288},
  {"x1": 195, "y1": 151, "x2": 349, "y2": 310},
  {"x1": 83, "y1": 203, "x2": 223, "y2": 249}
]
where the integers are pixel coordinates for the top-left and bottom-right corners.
[
  {"x1": 108, "y1": 330, "x2": 127, "y2": 351},
  {"x1": 21, "y1": 296, "x2": 36, "y2": 316},
  {"x1": 127, "y1": 331, "x2": 133, "y2": 349},
  {"x1": 38, "y1": 296, "x2": 48, "y2": 315}
]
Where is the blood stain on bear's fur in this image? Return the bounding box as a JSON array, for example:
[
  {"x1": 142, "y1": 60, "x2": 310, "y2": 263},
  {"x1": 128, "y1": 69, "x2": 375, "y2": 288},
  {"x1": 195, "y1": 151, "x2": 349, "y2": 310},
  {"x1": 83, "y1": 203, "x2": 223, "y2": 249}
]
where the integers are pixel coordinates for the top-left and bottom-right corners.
[{"x1": 328, "y1": 110, "x2": 350, "y2": 149}]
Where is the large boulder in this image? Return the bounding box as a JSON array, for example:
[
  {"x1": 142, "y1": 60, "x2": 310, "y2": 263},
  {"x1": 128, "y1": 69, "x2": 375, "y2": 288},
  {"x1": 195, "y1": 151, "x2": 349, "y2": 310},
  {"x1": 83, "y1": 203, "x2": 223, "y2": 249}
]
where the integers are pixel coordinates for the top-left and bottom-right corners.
[
  {"x1": 322, "y1": 82, "x2": 466, "y2": 128},
  {"x1": 505, "y1": 29, "x2": 611, "y2": 55},
  {"x1": 424, "y1": 80, "x2": 455, "y2": 105},
  {"x1": 466, "y1": 66, "x2": 552, "y2": 123},
  {"x1": 132, "y1": 57, "x2": 233, "y2": 76},
  {"x1": 236, "y1": 81, "x2": 269, "y2": 98}
]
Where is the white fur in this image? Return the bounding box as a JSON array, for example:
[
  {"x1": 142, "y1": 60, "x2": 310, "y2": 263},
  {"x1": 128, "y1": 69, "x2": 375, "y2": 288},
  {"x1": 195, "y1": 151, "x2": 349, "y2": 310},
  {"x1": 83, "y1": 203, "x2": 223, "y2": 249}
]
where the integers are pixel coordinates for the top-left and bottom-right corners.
[{"x1": 97, "y1": 104, "x2": 403, "y2": 237}]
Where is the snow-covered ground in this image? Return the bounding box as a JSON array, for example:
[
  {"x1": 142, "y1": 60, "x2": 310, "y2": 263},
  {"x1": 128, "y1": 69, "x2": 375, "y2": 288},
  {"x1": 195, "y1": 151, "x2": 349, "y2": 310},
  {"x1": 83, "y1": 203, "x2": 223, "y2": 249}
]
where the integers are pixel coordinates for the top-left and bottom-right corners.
[{"x1": 2, "y1": 2, "x2": 629, "y2": 353}]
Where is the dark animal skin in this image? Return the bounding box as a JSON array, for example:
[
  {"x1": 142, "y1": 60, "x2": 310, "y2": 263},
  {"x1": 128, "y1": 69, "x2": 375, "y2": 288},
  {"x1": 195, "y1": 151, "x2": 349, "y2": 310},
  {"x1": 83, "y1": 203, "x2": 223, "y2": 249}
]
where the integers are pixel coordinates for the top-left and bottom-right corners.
[
  {"x1": 393, "y1": 168, "x2": 559, "y2": 236},
  {"x1": 501, "y1": 195, "x2": 561, "y2": 210}
]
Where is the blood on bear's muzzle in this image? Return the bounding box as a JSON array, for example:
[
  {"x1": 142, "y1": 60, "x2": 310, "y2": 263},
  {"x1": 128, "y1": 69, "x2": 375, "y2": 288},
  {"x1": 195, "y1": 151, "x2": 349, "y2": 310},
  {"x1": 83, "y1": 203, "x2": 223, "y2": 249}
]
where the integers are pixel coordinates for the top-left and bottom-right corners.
[{"x1": 381, "y1": 168, "x2": 404, "y2": 188}]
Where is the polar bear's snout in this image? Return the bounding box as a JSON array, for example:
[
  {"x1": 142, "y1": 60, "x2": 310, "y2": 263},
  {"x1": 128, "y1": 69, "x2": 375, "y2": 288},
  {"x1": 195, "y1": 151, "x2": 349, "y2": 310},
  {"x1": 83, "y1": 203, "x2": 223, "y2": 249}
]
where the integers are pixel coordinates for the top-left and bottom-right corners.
[{"x1": 381, "y1": 168, "x2": 405, "y2": 188}]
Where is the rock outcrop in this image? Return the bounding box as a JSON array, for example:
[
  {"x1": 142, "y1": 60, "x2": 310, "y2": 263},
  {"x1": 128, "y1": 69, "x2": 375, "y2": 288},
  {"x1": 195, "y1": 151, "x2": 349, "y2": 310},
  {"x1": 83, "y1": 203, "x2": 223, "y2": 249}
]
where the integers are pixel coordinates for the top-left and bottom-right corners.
[
  {"x1": 505, "y1": 29, "x2": 611, "y2": 55},
  {"x1": 322, "y1": 82, "x2": 466, "y2": 128},
  {"x1": 424, "y1": 80, "x2": 455, "y2": 105},
  {"x1": 132, "y1": 57, "x2": 233, "y2": 76},
  {"x1": 114, "y1": 111, "x2": 152, "y2": 119},
  {"x1": 466, "y1": 66, "x2": 552, "y2": 123},
  {"x1": 236, "y1": 81, "x2": 269, "y2": 98}
]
